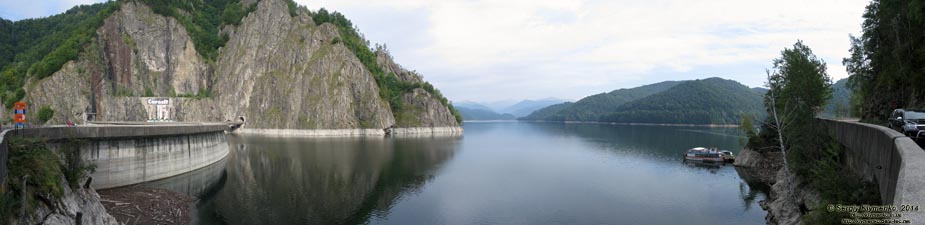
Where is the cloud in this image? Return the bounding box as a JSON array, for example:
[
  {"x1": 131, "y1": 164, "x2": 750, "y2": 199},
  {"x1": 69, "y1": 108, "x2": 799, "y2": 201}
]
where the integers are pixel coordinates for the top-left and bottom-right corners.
[
  {"x1": 299, "y1": 0, "x2": 869, "y2": 102},
  {"x1": 3, "y1": 0, "x2": 868, "y2": 102},
  {"x1": 301, "y1": 0, "x2": 868, "y2": 100},
  {"x1": 0, "y1": 0, "x2": 107, "y2": 21}
]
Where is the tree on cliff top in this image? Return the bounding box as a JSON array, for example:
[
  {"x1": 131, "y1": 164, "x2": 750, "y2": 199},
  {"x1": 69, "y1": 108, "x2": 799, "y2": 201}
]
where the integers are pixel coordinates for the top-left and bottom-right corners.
[{"x1": 758, "y1": 40, "x2": 832, "y2": 169}]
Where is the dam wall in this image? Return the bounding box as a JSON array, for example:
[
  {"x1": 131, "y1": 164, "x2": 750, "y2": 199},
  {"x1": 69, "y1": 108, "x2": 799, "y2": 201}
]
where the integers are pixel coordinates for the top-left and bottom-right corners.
[{"x1": 0, "y1": 123, "x2": 230, "y2": 189}]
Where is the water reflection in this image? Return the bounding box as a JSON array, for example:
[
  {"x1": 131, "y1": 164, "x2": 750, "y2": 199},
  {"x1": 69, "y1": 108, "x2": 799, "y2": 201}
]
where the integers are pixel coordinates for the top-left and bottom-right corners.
[
  {"x1": 196, "y1": 135, "x2": 461, "y2": 225},
  {"x1": 146, "y1": 122, "x2": 769, "y2": 225},
  {"x1": 142, "y1": 157, "x2": 228, "y2": 198},
  {"x1": 525, "y1": 122, "x2": 745, "y2": 161}
]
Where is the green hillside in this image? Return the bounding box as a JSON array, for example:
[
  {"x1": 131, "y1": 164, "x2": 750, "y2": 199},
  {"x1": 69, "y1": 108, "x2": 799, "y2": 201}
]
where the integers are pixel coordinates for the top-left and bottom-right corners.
[
  {"x1": 0, "y1": 2, "x2": 120, "y2": 108},
  {"x1": 821, "y1": 78, "x2": 853, "y2": 118},
  {"x1": 599, "y1": 78, "x2": 765, "y2": 124},
  {"x1": 519, "y1": 102, "x2": 573, "y2": 120},
  {"x1": 521, "y1": 81, "x2": 681, "y2": 121},
  {"x1": 523, "y1": 78, "x2": 765, "y2": 125}
]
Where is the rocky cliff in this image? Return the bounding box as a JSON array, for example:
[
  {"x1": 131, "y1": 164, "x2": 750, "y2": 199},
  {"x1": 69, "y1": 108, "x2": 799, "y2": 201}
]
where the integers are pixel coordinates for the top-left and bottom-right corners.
[
  {"x1": 21, "y1": 0, "x2": 459, "y2": 131},
  {"x1": 19, "y1": 177, "x2": 119, "y2": 225},
  {"x1": 734, "y1": 148, "x2": 822, "y2": 225}
]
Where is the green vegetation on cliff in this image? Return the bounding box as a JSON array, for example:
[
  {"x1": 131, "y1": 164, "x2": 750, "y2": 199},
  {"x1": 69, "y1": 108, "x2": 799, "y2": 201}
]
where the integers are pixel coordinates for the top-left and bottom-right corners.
[
  {"x1": 845, "y1": 0, "x2": 925, "y2": 122},
  {"x1": 0, "y1": 2, "x2": 120, "y2": 108},
  {"x1": 523, "y1": 78, "x2": 764, "y2": 125},
  {"x1": 36, "y1": 106, "x2": 54, "y2": 124},
  {"x1": 0, "y1": 138, "x2": 95, "y2": 224},
  {"x1": 748, "y1": 41, "x2": 879, "y2": 224},
  {"x1": 308, "y1": 8, "x2": 462, "y2": 124},
  {"x1": 138, "y1": 0, "x2": 257, "y2": 60}
]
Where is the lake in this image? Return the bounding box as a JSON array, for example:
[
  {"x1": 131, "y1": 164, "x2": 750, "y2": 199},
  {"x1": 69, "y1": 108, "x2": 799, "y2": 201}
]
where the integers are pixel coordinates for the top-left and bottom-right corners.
[{"x1": 145, "y1": 122, "x2": 768, "y2": 225}]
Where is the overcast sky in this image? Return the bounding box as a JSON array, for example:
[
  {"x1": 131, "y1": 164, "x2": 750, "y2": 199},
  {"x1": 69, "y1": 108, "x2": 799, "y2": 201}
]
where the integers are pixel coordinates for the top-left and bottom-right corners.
[{"x1": 2, "y1": 0, "x2": 870, "y2": 102}]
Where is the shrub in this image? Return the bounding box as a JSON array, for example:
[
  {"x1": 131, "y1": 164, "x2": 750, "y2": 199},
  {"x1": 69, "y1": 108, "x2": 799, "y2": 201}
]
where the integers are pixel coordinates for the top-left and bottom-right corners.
[
  {"x1": 59, "y1": 139, "x2": 95, "y2": 189},
  {"x1": 36, "y1": 106, "x2": 54, "y2": 124}
]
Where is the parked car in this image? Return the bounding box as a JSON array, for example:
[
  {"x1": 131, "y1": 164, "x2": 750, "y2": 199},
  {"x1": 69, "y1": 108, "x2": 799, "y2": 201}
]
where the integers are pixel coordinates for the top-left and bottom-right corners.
[{"x1": 888, "y1": 109, "x2": 925, "y2": 138}]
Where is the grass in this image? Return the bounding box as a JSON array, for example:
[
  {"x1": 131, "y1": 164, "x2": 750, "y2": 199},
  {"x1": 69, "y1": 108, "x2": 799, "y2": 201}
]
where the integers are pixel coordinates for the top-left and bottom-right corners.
[{"x1": 0, "y1": 138, "x2": 96, "y2": 224}]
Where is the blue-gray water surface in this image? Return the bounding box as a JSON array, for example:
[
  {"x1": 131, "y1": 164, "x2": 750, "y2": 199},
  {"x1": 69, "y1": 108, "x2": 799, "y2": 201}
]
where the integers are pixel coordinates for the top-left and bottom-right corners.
[{"x1": 146, "y1": 122, "x2": 768, "y2": 225}]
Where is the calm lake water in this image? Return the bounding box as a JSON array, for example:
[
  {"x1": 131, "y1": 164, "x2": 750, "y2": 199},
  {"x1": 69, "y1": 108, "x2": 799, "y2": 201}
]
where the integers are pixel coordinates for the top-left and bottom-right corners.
[{"x1": 145, "y1": 122, "x2": 768, "y2": 225}]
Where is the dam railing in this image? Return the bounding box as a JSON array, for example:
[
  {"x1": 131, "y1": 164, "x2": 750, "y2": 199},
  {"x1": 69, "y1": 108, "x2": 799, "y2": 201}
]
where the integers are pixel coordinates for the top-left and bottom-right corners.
[{"x1": 818, "y1": 118, "x2": 925, "y2": 222}]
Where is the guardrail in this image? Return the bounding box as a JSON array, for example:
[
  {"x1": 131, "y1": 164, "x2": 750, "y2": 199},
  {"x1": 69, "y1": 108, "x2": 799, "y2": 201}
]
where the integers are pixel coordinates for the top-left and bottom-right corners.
[{"x1": 818, "y1": 118, "x2": 925, "y2": 221}]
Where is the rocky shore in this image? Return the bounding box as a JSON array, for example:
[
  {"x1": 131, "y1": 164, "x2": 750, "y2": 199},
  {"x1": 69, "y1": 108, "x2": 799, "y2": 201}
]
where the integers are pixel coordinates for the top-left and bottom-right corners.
[{"x1": 734, "y1": 148, "x2": 822, "y2": 225}]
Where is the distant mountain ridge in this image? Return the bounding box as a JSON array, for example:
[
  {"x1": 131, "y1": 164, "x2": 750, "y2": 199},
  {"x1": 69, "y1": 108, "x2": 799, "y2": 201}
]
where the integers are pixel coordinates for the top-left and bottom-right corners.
[
  {"x1": 454, "y1": 106, "x2": 516, "y2": 121},
  {"x1": 456, "y1": 98, "x2": 566, "y2": 120},
  {"x1": 522, "y1": 77, "x2": 766, "y2": 125},
  {"x1": 500, "y1": 98, "x2": 567, "y2": 117}
]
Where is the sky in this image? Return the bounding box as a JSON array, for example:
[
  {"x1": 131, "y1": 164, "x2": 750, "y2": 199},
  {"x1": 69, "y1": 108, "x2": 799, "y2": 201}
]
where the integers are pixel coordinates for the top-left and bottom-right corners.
[{"x1": 1, "y1": 0, "x2": 871, "y2": 103}]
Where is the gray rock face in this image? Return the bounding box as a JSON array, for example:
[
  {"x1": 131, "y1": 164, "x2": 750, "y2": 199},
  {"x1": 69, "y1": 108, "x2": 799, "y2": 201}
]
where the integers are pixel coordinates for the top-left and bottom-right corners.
[
  {"x1": 374, "y1": 47, "x2": 458, "y2": 127},
  {"x1": 734, "y1": 148, "x2": 822, "y2": 225},
  {"x1": 24, "y1": 0, "x2": 459, "y2": 131},
  {"x1": 20, "y1": 177, "x2": 119, "y2": 225},
  {"x1": 761, "y1": 169, "x2": 822, "y2": 225},
  {"x1": 101, "y1": 2, "x2": 210, "y2": 97},
  {"x1": 376, "y1": 48, "x2": 423, "y2": 84},
  {"x1": 213, "y1": 0, "x2": 393, "y2": 129},
  {"x1": 396, "y1": 88, "x2": 460, "y2": 127}
]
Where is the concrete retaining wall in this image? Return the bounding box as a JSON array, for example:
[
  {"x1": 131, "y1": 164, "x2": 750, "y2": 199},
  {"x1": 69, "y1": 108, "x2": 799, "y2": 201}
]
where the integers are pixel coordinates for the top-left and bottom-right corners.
[
  {"x1": 0, "y1": 123, "x2": 230, "y2": 189},
  {"x1": 818, "y1": 119, "x2": 925, "y2": 219},
  {"x1": 78, "y1": 131, "x2": 229, "y2": 189}
]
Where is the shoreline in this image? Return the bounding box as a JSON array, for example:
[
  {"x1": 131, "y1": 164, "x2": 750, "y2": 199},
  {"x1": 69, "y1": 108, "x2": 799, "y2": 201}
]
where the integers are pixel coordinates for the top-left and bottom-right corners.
[
  {"x1": 517, "y1": 120, "x2": 741, "y2": 127},
  {"x1": 233, "y1": 126, "x2": 464, "y2": 137}
]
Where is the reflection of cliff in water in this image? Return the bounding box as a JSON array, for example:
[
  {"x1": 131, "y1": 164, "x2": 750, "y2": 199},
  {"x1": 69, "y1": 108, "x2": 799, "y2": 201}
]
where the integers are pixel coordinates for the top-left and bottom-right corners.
[{"x1": 200, "y1": 135, "x2": 461, "y2": 225}]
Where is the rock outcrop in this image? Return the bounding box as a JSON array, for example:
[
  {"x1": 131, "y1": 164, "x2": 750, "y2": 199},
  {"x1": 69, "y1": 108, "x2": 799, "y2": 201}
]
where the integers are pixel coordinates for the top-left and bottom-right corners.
[
  {"x1": 375, "y1": 48, "x2": 459, "y2": 128},
  {"x1": 23, "y1": 0, "x2": 459, "y2": 132},
  {"x1": 760, "y1": 169, "x2": 822, "y2": 225},
  {"x1": 734, "y1": 148, "x2": 822, "y2": 225},
  {"x1": 20, "y1": 177, "x2": 119, "y2": 225},
  {"x1": 213, "y1": 0, "x2": 393, "y2": 129}
]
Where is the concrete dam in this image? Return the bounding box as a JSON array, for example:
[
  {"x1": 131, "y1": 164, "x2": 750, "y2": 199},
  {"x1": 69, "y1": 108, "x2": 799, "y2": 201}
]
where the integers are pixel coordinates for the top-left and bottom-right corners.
[{"x1": 0, "y1": 122, "x2": 232, "y2": 189}]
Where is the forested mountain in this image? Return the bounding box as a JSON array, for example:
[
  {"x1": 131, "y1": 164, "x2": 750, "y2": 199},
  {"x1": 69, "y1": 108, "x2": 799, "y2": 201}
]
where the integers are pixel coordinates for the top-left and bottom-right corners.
[
  {"x1": 0, "y1": 0, "x2": 461, "y2": 129},
  {"x1": 599, "y1": 78, "x2": 764, "y2": 124},
  {"x1": 521, "y1": 81, "x2": 681, "y2": 121},
  {"x1": 0, "y1": 3, "x2": 120, "y2": 108},
  {"x1": 523, "y1": 78, "x2": 765, "y2": 125},
  {"x1": 821, "y1": 78, "x2": 853, "y2": 118},
  {"x1": 520, "y1": 102, "x2": 574, "y2": 120},
  {"x1": 455, "y1": 107, "x2": 516, "y2": 121},
  {"x1": 751, "y1": 87, "x2": 769, "y2": 95}
]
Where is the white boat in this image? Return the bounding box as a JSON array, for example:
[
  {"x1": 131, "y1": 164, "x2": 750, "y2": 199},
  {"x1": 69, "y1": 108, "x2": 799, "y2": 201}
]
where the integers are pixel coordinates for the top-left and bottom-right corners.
[{"x1": 684, "y1": 147, "x2": 725, "y2": 162}]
